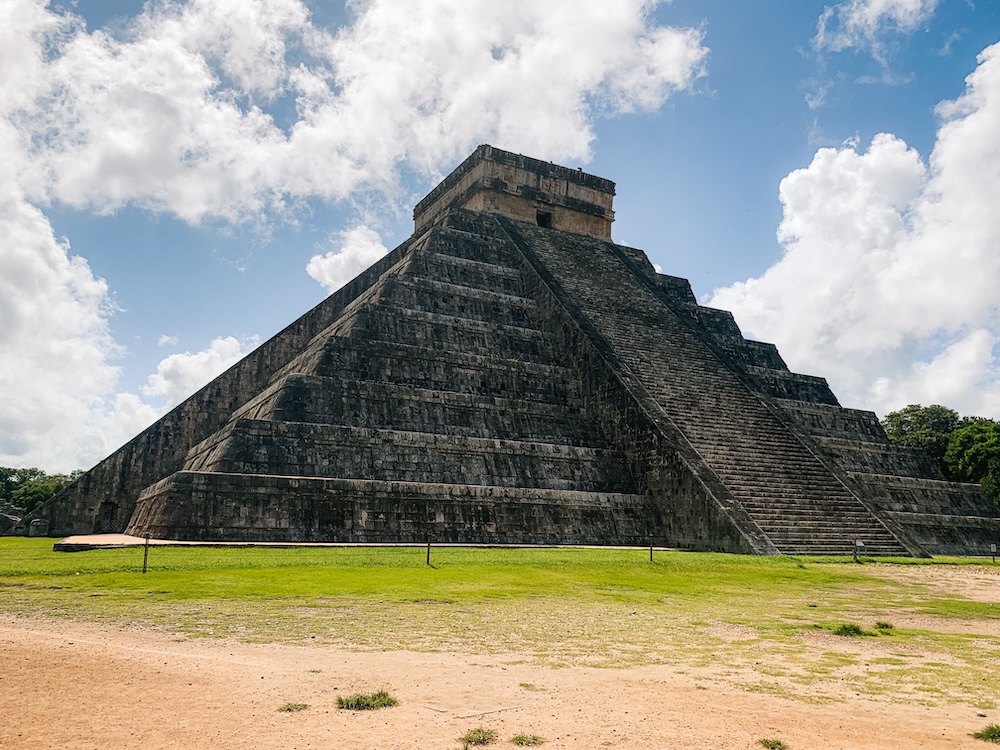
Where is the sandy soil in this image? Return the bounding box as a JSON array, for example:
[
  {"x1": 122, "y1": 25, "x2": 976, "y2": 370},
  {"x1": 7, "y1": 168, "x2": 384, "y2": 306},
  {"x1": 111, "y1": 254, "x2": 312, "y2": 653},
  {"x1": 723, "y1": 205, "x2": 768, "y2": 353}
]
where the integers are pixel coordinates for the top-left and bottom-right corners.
[{"x1": 0, "y1": 613, "x2": 994, "y2": 750}]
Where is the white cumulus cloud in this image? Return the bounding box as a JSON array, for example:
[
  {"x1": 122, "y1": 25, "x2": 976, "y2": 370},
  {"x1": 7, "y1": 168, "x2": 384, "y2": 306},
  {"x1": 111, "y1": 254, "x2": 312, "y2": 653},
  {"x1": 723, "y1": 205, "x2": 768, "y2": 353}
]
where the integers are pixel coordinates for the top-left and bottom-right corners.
[
  {"x1": 0, "y1": 0, "x2": 708, "y2": 471},
  {"x1": 814, "y1": 0, "x2": 940, "y2": 55},
  {"x1": 709, "y1": 42, "x2": 1000, "y2": 420},
  {"x1": 306, "y1": 225, "x2": 388, "y2": 294},
  {"x1": 142, "y1": 335, "x2": 260, "y2": 409},
  {"x1": 10, "y1": 0, "x2": 707, "y2": 223},
  {"x1": 0, "y1": 189, "x2": 123, "y2": 471}
]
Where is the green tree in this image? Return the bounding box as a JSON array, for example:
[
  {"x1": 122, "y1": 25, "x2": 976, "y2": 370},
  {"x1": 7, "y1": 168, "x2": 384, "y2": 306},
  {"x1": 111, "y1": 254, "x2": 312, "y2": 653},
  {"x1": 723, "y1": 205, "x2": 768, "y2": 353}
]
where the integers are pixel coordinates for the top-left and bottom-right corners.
[
  {"x1": 944, "y1": 419, "x2": 1000, "y2": 504},
  {"x1": 1, "y1": 467, "x2": 82, "y2": 513},
  {"x1": 10, "y1": 477, "x2": 66, "y2": 513},
  {"x1": 0, "y1": 467, "x2": 45, "y2": 502},
  {"x1": 881, "y1": 404, "x2": 961, "y2": 475}
]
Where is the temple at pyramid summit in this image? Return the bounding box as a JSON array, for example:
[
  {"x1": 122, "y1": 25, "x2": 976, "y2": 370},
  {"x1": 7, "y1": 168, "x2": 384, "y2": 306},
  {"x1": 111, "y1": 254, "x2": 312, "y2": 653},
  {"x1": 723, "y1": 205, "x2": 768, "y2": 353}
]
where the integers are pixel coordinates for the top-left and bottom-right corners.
[{"x1": 31, "y1": 145, "x2": 1000, "y2": 555}]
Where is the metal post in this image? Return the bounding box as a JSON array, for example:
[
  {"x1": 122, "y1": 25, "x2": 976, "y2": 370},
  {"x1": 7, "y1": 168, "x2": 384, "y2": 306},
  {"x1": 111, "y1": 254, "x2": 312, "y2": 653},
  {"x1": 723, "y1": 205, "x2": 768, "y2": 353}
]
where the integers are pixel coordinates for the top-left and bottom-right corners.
[
  {"x1": 991, "y1": 543, "x2": 996, "y2": 564},
  {"x1": 142, "y1": 536, "x2": 150, "y2": 574},
  {"x1": 649, "y1": 535, "x2": 653, "y2": 563},
  {"x1": 426, "y1": 535, "x2": 431, "y2": 566}
]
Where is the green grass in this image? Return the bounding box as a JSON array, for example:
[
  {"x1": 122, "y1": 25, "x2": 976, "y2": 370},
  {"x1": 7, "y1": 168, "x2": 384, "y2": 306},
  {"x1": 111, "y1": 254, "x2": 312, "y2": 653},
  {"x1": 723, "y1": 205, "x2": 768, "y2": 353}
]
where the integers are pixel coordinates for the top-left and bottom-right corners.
[
  {"x1": 759, "y1": 740, "x2": 789, "y2": 750},
  {"x1": 511, "y1": 733, "x2": 544, "y2": 745},
  {"x1": 277, "y1": 702, "x2": 308, "y2": 712},
  {"x1": 336, "y1": 690, "x2": 398, "y2": 710},
  {"x1": 973, "y1": 724, "x2": 1000, "y2": 743},
  {"x1": 2, "y1": 539, "x2": 999, "y2": 706},
  {"x1": 831, "y1": 623, "x2": 868, "y2": 637},
  {"x1": 460, "y1": 727, "x2": 497, "y2": 746}
]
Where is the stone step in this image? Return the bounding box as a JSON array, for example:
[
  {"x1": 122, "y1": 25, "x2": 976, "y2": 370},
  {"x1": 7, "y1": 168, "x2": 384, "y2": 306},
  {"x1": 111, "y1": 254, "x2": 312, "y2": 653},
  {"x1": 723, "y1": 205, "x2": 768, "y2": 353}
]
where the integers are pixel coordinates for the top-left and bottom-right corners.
[
  {"x1": 737, "y1": 498, "x2": 883, "y2": 513},
  {"x1": 740, "y1": 513, "x2": 883, "y2": 528},
  {"x1": 711, "y1": 465, "x2": 846, "y2": 481},
  {"x1": 384, "y1": 275, "x2": 537, "y2": 327},
  {"x1": 353, "y1": 304, "x2": 557, "y2": 364},
  {"x1": 185, "y1": 421, "x2": 636, "y2": 492},
  {"x1": 506, "y1": 221, "x2": 908, "y2": 554},
  {"x1": 311, "y1": 338, "x2": 586, "y2": 404},
  {"x1": 129, "y1": 471, "x2": 658, "y2": 545},
  {"x1": 737, "y1": 502, "x2": 883, "y2": 516},
  {"x1": 407, "y1": 251, "x2": 526, "y2": 295},
  {"x1": 746, "y1": 508, "x2": 888, "y2": 523},
  {"x1": 748, "y1": 516, "x2": 892, "y2": 531},
  {"x1": 766, "y1": 529, "x2": 893, "y2": 539},
  {"x1": 815, "y1": 437, "x2": 942, "y2": 479},
  {"x1": 426, "y1": 224, "x2": 521, "y2": 267},
  {"x1": 229, "y1": 374, "x2": 607, "y2": 446}
]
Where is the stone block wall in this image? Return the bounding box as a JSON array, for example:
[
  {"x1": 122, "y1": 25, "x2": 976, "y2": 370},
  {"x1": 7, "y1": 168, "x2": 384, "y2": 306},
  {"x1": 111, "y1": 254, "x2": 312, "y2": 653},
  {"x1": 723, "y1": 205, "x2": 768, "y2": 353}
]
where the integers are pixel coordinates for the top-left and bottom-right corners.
[
  {"x1": 413, "y1": 145, "x2": 615, "y2": 240},
  {"x1": 497, "y1": 215, "x2": 910, "y2": 555},
  {"x1": 129, "y1": 472, "x2": 654, "y2": 544},
  {"x1": 124, "y1": 208, "x2": 654, "y2": 545},
  {"x1": 30, "y1": 234, "x2": 421, "y2": 535}
]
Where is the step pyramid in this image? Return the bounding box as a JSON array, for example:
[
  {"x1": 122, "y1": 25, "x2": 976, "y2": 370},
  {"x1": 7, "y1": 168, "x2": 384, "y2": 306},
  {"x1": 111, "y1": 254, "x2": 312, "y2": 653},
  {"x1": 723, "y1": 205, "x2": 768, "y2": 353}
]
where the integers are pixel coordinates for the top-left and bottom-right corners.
[{"x1": 34, "y1": 146, "x2": 1000, "y2": 555}]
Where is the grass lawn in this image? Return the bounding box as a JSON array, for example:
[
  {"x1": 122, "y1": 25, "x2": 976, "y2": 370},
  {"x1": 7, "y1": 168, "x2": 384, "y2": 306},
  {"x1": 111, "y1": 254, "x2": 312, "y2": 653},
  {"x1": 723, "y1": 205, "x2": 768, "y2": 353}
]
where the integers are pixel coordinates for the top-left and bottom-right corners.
[{"x1": 1, "y1": 538, "x2": 999, "y2": 705}]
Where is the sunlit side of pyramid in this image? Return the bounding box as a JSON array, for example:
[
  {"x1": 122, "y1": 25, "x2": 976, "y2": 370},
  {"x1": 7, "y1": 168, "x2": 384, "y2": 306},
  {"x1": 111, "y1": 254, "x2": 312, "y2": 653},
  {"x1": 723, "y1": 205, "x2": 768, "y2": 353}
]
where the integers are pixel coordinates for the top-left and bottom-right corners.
[{"x1": 34, "y1": 146, "x2": 1000, "y2": 555}]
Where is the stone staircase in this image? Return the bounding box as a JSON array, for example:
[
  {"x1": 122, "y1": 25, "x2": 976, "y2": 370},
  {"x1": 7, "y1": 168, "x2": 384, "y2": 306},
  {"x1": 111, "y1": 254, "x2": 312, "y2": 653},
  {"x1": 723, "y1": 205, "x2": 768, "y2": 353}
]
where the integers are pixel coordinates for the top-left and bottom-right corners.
[{"x1": 501, "y1": 219, "x2": 908, "y2": 556}]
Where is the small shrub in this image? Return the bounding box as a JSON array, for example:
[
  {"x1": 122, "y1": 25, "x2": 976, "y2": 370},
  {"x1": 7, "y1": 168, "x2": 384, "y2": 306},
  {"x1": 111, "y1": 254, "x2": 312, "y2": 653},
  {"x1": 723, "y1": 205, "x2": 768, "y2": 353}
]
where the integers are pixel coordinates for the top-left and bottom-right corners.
[
  {"x1": 511, "y1": 734, "x2": 545, "y2": 746},
  {"x1": 759, "y1": 740, "x2": 789, "y2": 750},
  {"x1": 832, "y1": 623, "x2": 867, "y2": 637},
  {"x1": 278, "y1": 702, "x2": 308, "y2": 712},
  {"x1": 875, "y1": 621, "x2": 895, "y2": 631},
  {"x1": 972, "y1": 724, "x2": 1000, "y2": 743},
  {"x1": 460, "y1": 727, "x2": 498, "y2": 746},
  {"x1": 336, "y1": 690, "x2": 399, "y2": 710}
]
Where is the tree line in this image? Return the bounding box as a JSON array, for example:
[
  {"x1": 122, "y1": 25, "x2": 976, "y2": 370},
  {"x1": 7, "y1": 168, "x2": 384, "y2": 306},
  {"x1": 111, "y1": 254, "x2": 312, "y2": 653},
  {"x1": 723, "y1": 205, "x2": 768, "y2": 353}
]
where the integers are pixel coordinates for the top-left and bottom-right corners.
[
  {"x1": 0, "y1": 467, "x2": 82, "y2": 514},
  {"x1": 881, "y1": 404, "x2": 1000, "y2": 504}
]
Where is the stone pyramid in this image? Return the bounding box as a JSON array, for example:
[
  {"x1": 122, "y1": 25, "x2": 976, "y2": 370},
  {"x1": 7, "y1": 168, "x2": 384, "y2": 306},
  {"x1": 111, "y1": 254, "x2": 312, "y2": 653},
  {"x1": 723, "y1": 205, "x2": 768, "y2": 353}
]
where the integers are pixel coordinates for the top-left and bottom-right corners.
[{"x1": 37, "y1": 146, "x2": 1000, "y2": 555}]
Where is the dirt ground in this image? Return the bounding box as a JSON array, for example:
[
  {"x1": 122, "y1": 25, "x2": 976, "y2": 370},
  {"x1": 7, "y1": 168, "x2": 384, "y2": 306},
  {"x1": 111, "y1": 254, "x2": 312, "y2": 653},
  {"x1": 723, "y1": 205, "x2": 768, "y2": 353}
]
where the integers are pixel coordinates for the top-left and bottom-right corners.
[{"x1": 1, "y1": 608, "x2": 996, "y2": 750}]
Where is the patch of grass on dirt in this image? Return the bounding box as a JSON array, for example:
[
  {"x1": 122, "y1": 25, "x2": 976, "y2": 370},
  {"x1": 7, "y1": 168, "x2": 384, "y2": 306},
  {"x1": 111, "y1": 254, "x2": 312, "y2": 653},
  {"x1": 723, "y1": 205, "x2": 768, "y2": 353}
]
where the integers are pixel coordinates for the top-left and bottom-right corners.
[
  {"x1": 759, "y1": 740, "x2": 789, "y2": 750},
  {"x1": 277, "y1": 702, "x2": 308, "y2": 712},
  {"x1": 460, "y1": 727, "x2": 497, "y2": 746},
  {"x1": 972, "y1": 724, "x2": 1000, "y2": 743},
  {"x1": 336, "y1": 690, "x2": 398, "y2": 710},
  {"x1": 511, "y1": 733, "x2": 544, "y2": 745},
  {"x1": 831, "y1": 623, "x2": 868, "y2": 637}
]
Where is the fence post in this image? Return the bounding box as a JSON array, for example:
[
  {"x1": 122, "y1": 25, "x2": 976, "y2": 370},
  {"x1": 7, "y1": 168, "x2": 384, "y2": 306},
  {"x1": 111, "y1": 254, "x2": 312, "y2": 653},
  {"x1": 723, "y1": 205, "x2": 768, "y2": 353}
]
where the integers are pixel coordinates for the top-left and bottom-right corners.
[
  {"x1": 142, "y1": 536, "x2": 150, "y2": 574},
  {"x1": 426, "y1": 534, "x2": 431, "y2": 566}
]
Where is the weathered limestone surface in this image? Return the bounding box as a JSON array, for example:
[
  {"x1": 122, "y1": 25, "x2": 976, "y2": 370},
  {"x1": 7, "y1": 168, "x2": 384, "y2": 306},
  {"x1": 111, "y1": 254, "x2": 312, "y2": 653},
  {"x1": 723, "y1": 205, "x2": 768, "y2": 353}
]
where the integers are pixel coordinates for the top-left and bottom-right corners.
[
  {"x1": 25, "y1": 237, "x2": 420, "y2": 536},
  {"x1": 414, "y1": 145, "x2": 615, "y2": 240},
  {"x1": 125, "y1": 209, "x2": 661, "y2": 545},
  {"x1": 129, "y1": 473, "x2": 652, "y2": 544},
  {"x1": 639, "y1": 267, "x2": 999, "y2": 556},
  {"x1": 496, "y1": 218, "x2": 909, "y2": 556},
  {"x1": 30, "y1": 145, "x2": 1000, "y2": 555}
]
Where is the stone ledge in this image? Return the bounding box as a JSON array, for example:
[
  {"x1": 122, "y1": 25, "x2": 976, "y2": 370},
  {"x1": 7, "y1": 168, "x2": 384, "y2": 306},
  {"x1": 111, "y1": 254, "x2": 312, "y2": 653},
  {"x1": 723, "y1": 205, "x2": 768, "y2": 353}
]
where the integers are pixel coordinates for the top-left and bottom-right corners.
[{"x1": 883, "y1": 511, "x2": 1000, "y2": 528}]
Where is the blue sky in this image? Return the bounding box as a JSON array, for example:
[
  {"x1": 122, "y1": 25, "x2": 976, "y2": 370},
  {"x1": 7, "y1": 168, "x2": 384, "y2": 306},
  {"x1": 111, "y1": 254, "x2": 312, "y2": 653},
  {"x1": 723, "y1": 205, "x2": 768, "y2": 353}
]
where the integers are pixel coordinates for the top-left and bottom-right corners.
[{"x1": 3, "y1": 0, "x2": 1000, "y2": 471}]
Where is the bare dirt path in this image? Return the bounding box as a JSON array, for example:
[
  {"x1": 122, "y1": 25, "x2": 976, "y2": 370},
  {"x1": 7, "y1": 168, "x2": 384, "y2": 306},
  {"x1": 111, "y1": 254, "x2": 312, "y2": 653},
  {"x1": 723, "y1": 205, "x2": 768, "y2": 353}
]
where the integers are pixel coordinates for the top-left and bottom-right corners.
[{"x1": 0, "y1": 614, "x2": 992, "y2": 750}]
